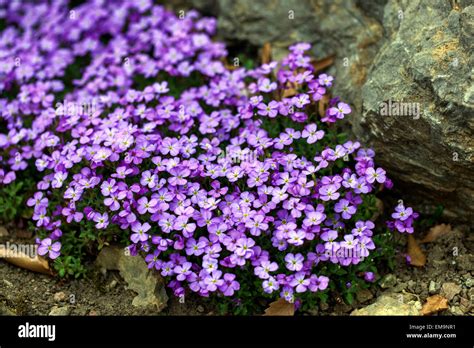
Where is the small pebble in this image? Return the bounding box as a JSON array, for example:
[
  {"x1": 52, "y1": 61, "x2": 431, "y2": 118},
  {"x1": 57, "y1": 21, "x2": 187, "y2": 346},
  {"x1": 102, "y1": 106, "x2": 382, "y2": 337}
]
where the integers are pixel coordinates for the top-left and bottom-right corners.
[
  {"x1": 53, "y1": 291, "x2": 66, "y2": 302},
  {"x1": 428, "y1": 281, "x2": 440, "y2": 295},
  {"x1": 3, "y1": 279, "x2": 13, "y2": 288},
  {"x1": 49, "y1": 305, "x2": 70, "y2": 316}
]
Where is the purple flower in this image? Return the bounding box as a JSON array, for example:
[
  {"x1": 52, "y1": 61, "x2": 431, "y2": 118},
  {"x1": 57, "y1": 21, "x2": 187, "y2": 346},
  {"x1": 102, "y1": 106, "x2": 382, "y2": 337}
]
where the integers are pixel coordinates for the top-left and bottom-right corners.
[
  {"x1": 145, "y1": 250, "x2": 162, "y2": 270},
  {"x1": 93, "y1": 213, "x2": 109, "y2": 229},
  {"x1": 51, "y1": 172, "x2": 67, "y2": 189},
  {"x1": 140, "y1": 170, "x2": 157, "y2": 189},
  {"x1": 37, "y1": 238, "x2": 61, "y2": 259},
  {"x1": 204, "y1": 270, "x2": 224, "y2": 292},
  {"x1": 328, "y1": 102, "x2": 351, "y2": 120},
  {"x1": 137, "y1": 196, "x2": 158, "y2": 215},
  {"x1": 303, "y1": 211, "x2": 326, "y2": 226},
  {"x1": 263, "y1": 276, "x2": 280, "y2": 294},
  {"x1": 288, "y1": 229, "x2": 306, "y2": 246},
  {"x1": 168, "y1": 167, "x2": 190, "y2": 186},
  {"x1": 27, "y1": 192, "x2": 48, "y2": 208},
  {"x1": 0, "y1": 5, "x2": 412, "y2": 306},
  {"x1": 246, "y1": 214, "x2": 268, "y2": 236},
  {"x1": 319, "y1": 184, "x2": 340, "y2": 201},
  {"x1": 131, "y1": 222, "x2": 151, "y2": 243},
  {"x1": 365, "y1": 167, "x2": 386, "y2": 184},
  {"x1": 185, "y1": 238, "x2": 206, "y2": 256},
  {"x1": 364, "y1": 272, "x2": 375, "y2": 282},
  {"x1": 321, "y1": 230, "x2": 338, "y2": 251},
  {"x1": 340, "y1": 234, "x2": 358, "y2": 249},
  {"x1": 257, "y1": 101, "x2": 279, "y2": 118},
  {"x1": 219, "y1": 273, "x2": 240, "y2": 296},
  {"x1": 290, "y1": 272, "x2": 310, "y2": 293},
  {"x1": 235, "y1": 237, "x2": 255, "y2": 259},
  {"x1": 318, "y1": 73, "x2": 333, "y2": 87},
  {"x1": 302, "y1": 124, "x2": 324, "y2": 144},
  {"x1": 391, "y1": 203, "x2": 413, "y2": 221},
  {"x1": 285, "y1": 253, "x2": 304, "y2": 272},
  {"x1": 255, "y1": 260, "x2": 278, "y2": 279},
  {"x1": 174, "y1": 262, "x2": 192, "y2": 281},
  {"x1": 280, "y1": 286, "x2": 295, "y2": 303},
  {"x1": 357, "y1": 236, "x2": 375, "y2": 257},
  {"x1": 32, "y1": 206, "x2": 50, "y2": 227},
  {"x1": 309, "y1": 275, "x2": 329, "y2": 292},
  {"x1": 334, "y1": 199, "x2": 357, "y2": 220},
  {"x1": 174, "y1": 216, "x2": 196, "y2": 236}
]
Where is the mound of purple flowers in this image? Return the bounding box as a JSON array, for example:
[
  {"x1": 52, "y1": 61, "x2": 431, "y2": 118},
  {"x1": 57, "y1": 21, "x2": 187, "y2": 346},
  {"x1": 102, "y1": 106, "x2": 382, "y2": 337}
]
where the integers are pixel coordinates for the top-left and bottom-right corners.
[{"x1": 0, "y1": 0, "x2": 416, "y2": 303}]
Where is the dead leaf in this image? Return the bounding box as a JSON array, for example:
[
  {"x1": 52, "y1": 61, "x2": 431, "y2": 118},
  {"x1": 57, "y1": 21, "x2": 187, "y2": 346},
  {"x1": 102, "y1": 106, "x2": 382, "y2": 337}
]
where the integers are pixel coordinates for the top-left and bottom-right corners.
[
  {"x1": 16, "y1": 229, "x2": 33, "y2": 239},
  {"x1": 312, "y1": 55, "x2": 335, "y2": 72},
  {"x1": 420, "y1": 224, "x2": 452, "y2": 243},
  {"x1": 221, "y1": 57, "x2": 237, "y2": 71},
  {"x1": 0, "y1": 248, "x2": 52, "y2": 275},
  {"x1": 0, "y1": 226, "x2": 8, "y2": 237},
  {"x1": 407, "y1": 234, "x2": 426, "y2": 267},
  {"x1": 370, "y1": 198, "x2": 384, "y2": 221},
  {"x1": 281, "y1": 85, "x2": 298, "y2": 99},
  {"x1": 263, "y1": 298, "x2": 295, "y2": 316},
  {"x1": 261, "y1": 42, "x2": 272, "y2": 64},
  {"x1": 420, "y1": 295, "x2": 449, "y2": 315},
  {"x1": 318, "y1": 94, "x2": 331, "y2": 117}
]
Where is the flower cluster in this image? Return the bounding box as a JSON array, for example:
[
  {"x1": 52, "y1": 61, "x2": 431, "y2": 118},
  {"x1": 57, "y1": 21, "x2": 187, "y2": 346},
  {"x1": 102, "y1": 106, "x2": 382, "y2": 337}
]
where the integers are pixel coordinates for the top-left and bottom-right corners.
[
  {"x1": 387, "y1": 202, "x2": 419, "y2": 234},
  {"x1": 0, "y1": 1, "x2": 416, "y2": 303}
]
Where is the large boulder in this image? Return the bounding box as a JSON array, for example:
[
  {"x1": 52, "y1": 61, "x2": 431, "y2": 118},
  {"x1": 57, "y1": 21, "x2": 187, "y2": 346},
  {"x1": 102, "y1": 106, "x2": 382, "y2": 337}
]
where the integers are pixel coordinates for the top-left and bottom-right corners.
[
  {"x1": 358, "y1": 0, "x2": 474, "y2": 220},
  {"x1": 170, "y1": 0, "x2": 474, "y2": 221},
  {"x1": 174, "y1": 0, "x2": 385, "y2": 115}
]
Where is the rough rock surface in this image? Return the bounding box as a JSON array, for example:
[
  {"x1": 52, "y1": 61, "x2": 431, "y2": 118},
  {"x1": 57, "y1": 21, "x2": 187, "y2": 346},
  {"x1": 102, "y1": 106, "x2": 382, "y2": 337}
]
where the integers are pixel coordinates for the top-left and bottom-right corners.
[
  {"x1": 441, "y1": 282, "x2": 462, "y2": 301},
  {"x1": 95, "y1": 246, "x2": 168, "y2": 312},
  {"x1": 49, "y1": 305, "x2": 70, "y2": 316},
  {"x1": 358, "y1": 0, "x2": 474, "y2": 220},
  {"x1": 172, "y1": 0, "x2": 474, "y2": 220},
  {"x1": 351, "y1": 293, "x2": 422, "y2": 315}
]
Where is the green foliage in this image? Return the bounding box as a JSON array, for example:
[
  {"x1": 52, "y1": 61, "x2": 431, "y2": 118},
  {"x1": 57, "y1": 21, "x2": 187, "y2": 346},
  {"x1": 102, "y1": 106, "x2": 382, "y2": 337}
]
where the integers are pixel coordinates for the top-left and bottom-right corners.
[
  {"x1": 415, "y1": 205, "x2": 444, "y2": 230},
  {"x1": 0, "y1": 53, "x2": 400, "y2": 315},
  {"x1": 54, "y1": 254, "x2": 87, "y2": 278},
  {"x1": 0, "y1": 178, "x2": 35, "y2": 222}
]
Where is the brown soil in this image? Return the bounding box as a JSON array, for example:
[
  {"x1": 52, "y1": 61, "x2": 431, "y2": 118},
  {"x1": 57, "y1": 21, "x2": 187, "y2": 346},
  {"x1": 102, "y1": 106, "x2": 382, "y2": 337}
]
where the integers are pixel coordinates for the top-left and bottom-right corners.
[{"x1": 0, "y1": 224, "x2": 472, "y2": 316}]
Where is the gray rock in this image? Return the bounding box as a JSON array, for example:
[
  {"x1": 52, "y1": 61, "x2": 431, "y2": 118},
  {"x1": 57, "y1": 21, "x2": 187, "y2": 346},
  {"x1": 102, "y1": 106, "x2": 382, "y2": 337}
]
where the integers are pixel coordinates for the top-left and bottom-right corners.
[
  {"x1": 356, "y1": 289, "x2": 374, "y2": 303},
  {"x1": 0, "y1": 226, "x2": 8, "y2": 237},
  {"x1": 351, "y1": 293, "x2": 421, "y2": 316},
  {"x1": 456, "y1": 254, "x2": 474, "y2": 272},
  {"x1": 460, "y1": 297, "x2": 472, "y2": 312},
  {"x1": 429, "y1": 281, "x2": 440, "y2": 295},
  {"x1": 356, "y1": 1, "x2": 474, "y2": 220},
  {"x1": 380, "y1": 274, "x2": 397, "y2": 289},
  {"x1": 175, "y1": 0, "x2": 474, "y2": 221},
  {"x1": 319, "y1": 301, "x2": 329, "y2": 311},
  {"x1": 449, "y1": 306, "x2": 464, "y2": 316},
  {"x1": 407, "y1": 280, "x2": 417, "y2": 293},
  {"x1": 179, "y1": 0, "x2": 384, "y2": 116},
  {"x1": 95, "y1": 246, "x2": 168, "y2": 312},
  {"x1": 106, "y1": 279, "x2": 118, "y2": 291},
  {"x1": 53, "y1": 291, "x2": 66, "y2": 302},
  {"x1": 2, "y1": 279, "x2": 13, "y2": 288},
  {"x1": 0, "y1": 302, "x2": 16, "y2": 316},
  {"x1": 334, "y1": 302, "x2": 353, "y2": 314},
  {"x1": 49, "y1": 306, "x2": 70, "y2": 316},
  {"x1": 463, "y1": 275, "x2": 473, "y2": 288},
  {"x1": 392, "y1": 281, "x2": 408, "y2": 293},
  {"x1": 441, "y1": 282, "x2": 462, "y2": 301}
]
